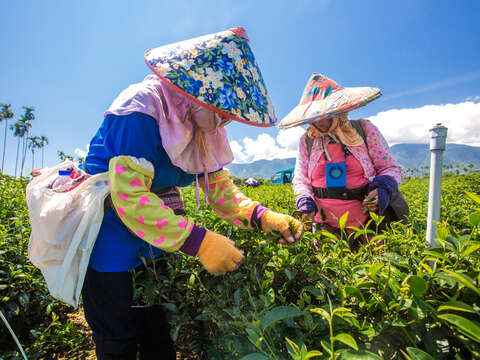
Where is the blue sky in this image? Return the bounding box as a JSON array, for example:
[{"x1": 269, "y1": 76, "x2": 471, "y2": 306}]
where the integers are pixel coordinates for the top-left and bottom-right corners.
[{"x1": 1, "y1": 0, "x2": 479, "y2": 174}]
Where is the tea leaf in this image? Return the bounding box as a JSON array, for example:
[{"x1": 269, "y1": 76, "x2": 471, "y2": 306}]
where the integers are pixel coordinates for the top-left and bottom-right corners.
[
  {"x1": 321, "y1": 230, "x2": 338, "y2": 241},
  {"x1": 406, "y1": 275, "x2": 428, "y2": 297},
  {"x1": 438, "y1": 301, "x2": 476, "y2": 314},
  {"x1": 321, "y1": 340, "x2": 332, "y2": 355},
  {"x1": 436, "y1": 225, "x2": 450, "y2": 240},
  {"x1": 440, "y1": 269, "x2": 480, "y2": 297},
  {"x1": 469, "y1": 211, "x2": 480, "y2": 227},
  {"x1": 337, "y1": 349, "x2": 383, "y2": 359},
  {"x1": 423, "y1": 250, "x2": 451, "y2": 264},
  {"x1": 304, "y1": 350, "x2": 323, "y2": 359},
  {"x1": 333, "y1": 333, "x2": 358, "y2": 350},
  {"x1": 381, "y1": 252, "x2": 409, "y2": 269},
  {"x1": 304, "y1": 285, "x2": 324, "y2": 298},
  {"x1": 367, "y1": 262, "x2": 384, "y2": 279},
  {"x1": 260, "y1": 306, "x2": 304, "y2": 330},
  {"x1": 339, "y1": 211, "x2": 349, "y2": 229},
  {"x1": 310, "y1": 307, "x2": 330, "y2": 321},
  {"x1": 332, "y1": 307, "x2": 355, "y2": 318},
  {"x1": 285, "y1": 336, "x2": 300, "y2": 354},
  {"x1": 344, "y1": 286, "x2": 365, "y2": 303},
  {"x1": 405, "y1": 347, "x2": 434, "y2": 360},
  {"x1": 465, "y1": 191, "x2": 480, "y2": 206},
  {"x1": 438, "y1": 313, "x2": 480, "y2": 343},
  {"x1": 461, "y1": 243, "x2": 480, "y2": 259}
]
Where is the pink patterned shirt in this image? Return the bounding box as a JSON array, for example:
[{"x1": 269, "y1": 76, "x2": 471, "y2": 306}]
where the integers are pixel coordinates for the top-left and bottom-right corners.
[
  {"x1": 311, "y1": 143, "x2": 369, "y2": 227},
  {"x1": 293, "y1": 119, "x2": 404, "y2": 203}
]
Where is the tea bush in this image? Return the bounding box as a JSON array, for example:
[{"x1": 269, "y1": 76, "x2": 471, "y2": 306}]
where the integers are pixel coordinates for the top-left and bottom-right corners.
[
  {"x1": 0, "y1": 175, "x2": 85, "y2": 359},
  {"x1": 1, "y1": 173, "x2": 480, "y2": 359},
  {"x1": 147, "y1": 175, "x2": 480, "y2": 359}
]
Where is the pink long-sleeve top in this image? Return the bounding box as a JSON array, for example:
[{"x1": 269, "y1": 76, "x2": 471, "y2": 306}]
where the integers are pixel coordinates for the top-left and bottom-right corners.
[{"x1": 292, "y1": 119, "x2": 404, "y2": 204}]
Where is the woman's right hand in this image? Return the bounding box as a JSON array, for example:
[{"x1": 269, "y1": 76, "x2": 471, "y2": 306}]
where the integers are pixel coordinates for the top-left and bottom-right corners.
[
  {"x1": 301, "y1": 211, "x2": 315, "y2": 230},
  {"x1": 197, "y1": 230, "x2": 244, "y2": 275}
]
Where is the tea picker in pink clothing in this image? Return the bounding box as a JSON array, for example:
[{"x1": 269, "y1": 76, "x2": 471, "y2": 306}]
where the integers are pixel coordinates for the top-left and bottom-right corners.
[
  {"x1": 81, "y1": 27, "x2": 302, "y2": 359},
  {"x1": 279, "y1": 73, "x2": 406, "y2": 242}
]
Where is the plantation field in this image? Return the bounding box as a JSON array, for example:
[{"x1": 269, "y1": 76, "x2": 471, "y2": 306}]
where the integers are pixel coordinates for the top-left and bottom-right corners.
[{"x1": 1, "y1": 173, "x2": 480, "y2": 359}]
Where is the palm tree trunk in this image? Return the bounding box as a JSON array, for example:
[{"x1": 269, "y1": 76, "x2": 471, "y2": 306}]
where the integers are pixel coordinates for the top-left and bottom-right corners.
[
  {"x1": 15, "y1": 137, "x2": 20, "y2": 177},
  {"x1": 20, "y1": 137, "x2": 25, "y2": 177},
  {"x1": 42, "y1": 147, "x2": 44, "y2": 167},
  {"x1": 1, "y1": 120, "x2": 7, "y2": 173},
  {"x1": 20, "y1": 132, "x2": 28, "y2": 177},
  {"x1": 31, "y1": 150, "x2": 34, "y2": 172}
]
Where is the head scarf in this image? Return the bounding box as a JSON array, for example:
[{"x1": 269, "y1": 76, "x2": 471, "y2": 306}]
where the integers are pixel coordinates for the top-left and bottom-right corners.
[{"x1": 306, "y1": 114, "x2": 364, "y2": 147}]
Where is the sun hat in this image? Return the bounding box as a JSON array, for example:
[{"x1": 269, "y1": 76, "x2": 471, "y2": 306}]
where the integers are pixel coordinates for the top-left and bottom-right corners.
[
  {"x1": 278, "y1": 73, "x2": 381, "y2": 129},
  {"x1": 145, "y1": 27, "x2": 277, "y2": 127}
]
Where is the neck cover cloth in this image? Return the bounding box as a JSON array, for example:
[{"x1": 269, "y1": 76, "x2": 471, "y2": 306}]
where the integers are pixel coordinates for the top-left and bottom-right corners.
[
  {"x1": 157, "y1": 79, "x2": 233, "y2": 174},
  {"x1": 306, "y1": 115, "x2": 364, "y2": 147}
]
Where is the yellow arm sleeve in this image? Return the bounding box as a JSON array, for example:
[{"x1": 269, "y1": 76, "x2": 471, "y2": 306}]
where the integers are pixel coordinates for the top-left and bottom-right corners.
[
  {"x1": 199, "y1": 170, "x2": 259, "y2": 230},
  {"x1": 109, "y1": 156, "x2": 195, "y2": 252}
]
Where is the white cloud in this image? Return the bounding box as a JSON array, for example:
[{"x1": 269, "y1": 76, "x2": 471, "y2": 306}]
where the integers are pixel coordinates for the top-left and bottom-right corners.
[
  {"x1": 74, "y1": 144, "x2": 89, "y2": 158},
  {"x1": 230, "y1": 100, "x2": 480, "y2": 163},
  {"x1": 466, "y1": 95, "x2": 480, "y2": 102},
  {"x1": 368, "y1": 100, "x2": 480, "y2": 146},
  {"x1": 231, "y1": 126, "x2": 305, "y2": 163}
]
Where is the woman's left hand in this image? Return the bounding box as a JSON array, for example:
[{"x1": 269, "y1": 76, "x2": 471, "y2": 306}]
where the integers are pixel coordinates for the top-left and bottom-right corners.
[
  {"x1": 261, "y1": 211, "x2": 303, "y2": 244},
  {"x1": 362, "y1": 189, "x2": 378, "y2": 213}
]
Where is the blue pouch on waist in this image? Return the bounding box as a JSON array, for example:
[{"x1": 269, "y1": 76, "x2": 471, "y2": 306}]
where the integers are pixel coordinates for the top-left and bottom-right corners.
[{"x1": 326, "y1": 162, "x2": 346, "y2": 188}]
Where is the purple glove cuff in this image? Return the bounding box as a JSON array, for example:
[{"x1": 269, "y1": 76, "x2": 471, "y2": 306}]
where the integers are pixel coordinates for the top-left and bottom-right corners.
[
  {"x1": 368, "y1": 175, "x2": 398, "y2": 215},
  {"x1": 251, "y1": 204, "x2": 269, "y2": 229},
  {"x1": 179, "y1": 225, "x2": 207, "y2": 256},
  {"x1": 181, "y1": 204, "x2": 268, "y2": 256},
  {"x1": 295, "y1": 195, "x2": 317, "y2": 213}
]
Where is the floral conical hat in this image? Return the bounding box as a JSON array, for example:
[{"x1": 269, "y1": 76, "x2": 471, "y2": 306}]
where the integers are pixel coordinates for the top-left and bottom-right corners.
[
  {"x1": 279, "y1": 73, "x2": 381, "y2": 129},
  {"x1": 145, "y1": 27, "x2": 277, "y2": 127}
]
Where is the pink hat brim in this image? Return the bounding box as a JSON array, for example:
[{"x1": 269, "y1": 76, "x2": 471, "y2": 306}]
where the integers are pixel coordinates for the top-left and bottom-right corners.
[{"x1": 279, "y1": 87, "x2": 381, "y2": 129}]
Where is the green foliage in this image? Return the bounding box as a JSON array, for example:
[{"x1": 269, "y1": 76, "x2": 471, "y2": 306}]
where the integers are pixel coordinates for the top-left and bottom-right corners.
[
  {"x1": 157, "y1": 175, "x2": 480, "y2": 359},
  {"x1": 1, "y1": 173, "x2": 480, "y2": 359},
  {"x1": 0, "y1": 174, "x2": 84, "y2": 359}
]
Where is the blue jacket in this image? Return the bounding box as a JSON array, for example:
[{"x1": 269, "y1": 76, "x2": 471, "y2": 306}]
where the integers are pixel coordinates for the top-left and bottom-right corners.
[{"x1": 85, "y1": 112, "x2": 195, "y2": 271}]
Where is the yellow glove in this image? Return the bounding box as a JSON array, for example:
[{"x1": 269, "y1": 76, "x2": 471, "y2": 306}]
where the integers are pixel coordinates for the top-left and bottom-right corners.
[
  {"x1": 261, "y1": 210, "x2": 303, "y2": 244},
  {"x1": 197, "y1": 230, "x2": 244, "y2": 275}
]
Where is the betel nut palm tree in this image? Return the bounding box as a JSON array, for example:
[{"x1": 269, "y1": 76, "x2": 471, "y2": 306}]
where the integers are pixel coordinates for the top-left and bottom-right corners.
[
  {"x1": 19, "y1": 107, "x2": 34, "y2": 177},
  {"x1": 38, "y1": 135, "x2": 48, "y2": 167},
  {"x1": 0, "y1": 104, "x2": 15, "y2": 173},
  {"x1": 28, "y1": 136, "x2": 42, "y2": 172}
]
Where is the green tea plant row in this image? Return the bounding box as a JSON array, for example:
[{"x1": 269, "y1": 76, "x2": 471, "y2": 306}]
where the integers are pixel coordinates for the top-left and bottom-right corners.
[
  {"x1": 1, "y1": 173, "x2": 480, "y2": 359},
  {"x1": 0, "y1": 175, "x2": 84, "y2": 359}
]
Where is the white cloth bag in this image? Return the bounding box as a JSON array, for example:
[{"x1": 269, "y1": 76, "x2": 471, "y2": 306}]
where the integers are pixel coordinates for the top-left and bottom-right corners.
[{"x1": 26, "y1": 161, "x2": 109, "y2": 308}]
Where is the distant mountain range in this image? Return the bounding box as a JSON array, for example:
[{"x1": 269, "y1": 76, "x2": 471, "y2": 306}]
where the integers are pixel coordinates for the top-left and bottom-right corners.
[{"x1": 226, "y1": 143, "x2": 480, "y2": 179}]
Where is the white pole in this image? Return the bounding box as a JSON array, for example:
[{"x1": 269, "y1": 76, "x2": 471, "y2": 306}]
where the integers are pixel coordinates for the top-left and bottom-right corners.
[
  {"x1": 0, "y1": 310, "x2": 28, "y2": 360},
  {"x1": 426, "y1": 123, "x2": 448, "y2": 247}
]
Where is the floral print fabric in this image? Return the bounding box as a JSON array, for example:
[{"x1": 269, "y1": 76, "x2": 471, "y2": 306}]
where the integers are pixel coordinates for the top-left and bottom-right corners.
[
  {"x1": 279, "y1": 73, "x2": 381, "y2": 129},
  {"x1": 145, "y1": 27, "x2": 276, "y2": 127}
]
